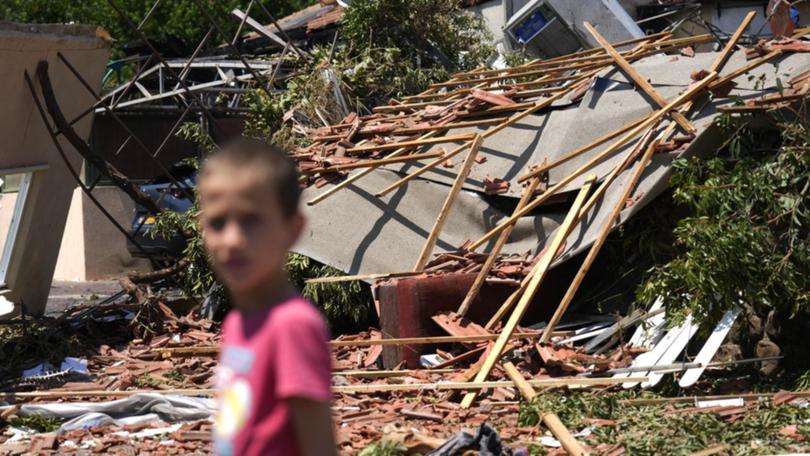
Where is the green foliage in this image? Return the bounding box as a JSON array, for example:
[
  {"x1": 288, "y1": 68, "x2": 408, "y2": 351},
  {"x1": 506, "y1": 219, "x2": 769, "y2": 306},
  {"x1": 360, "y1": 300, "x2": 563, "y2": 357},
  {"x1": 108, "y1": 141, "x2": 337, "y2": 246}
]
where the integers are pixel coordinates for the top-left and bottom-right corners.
[
  {"x1": 243, "y1": 46, "x2": 451, "y2": 146},
  {"x1": 286, "y1": 253, "x2": 374, "y2": 330},
  {"x1": 7, "y1": 415, "x2": 63, "y2": 433},
  {"x1": 0, "y1": 1, "x2": 313, "y2": 58},
  {"x1": 358, "y1": 439, "x2": 408, "y2": 456},
  {"x1": 519, "y1": 392, "x2": 623, "y2": 428},
  {"x1": 637, "y1": 113, "x2": 810, "y2": 327},
  {"x1": 517, "y1": 392, "x2": 810, "y2": 455},
  {"x1": 342, "y1": 0, "x2": 493, "y2": 72}
]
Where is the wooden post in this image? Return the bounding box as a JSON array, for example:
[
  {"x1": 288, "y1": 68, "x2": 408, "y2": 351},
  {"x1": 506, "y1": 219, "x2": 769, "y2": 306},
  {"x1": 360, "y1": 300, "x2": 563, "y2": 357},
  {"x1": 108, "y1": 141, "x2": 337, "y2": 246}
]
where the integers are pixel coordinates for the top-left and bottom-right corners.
[
  {"x1": 457, "y1": 177, "x2": 541, "y2": 315},
  {"x1": 467, "y1": 71, "x2": 717, "y2": 251},
  {"x1": 584, "y1": 21, "x2": 694, "y2": 134},
  {"x1": 413, "y1": 134, "x2": 484, "y2": 271},
  {"x1": 460, "y1": 177, "x2": 595, "y2": 408},
  {"x1": 540, "y1": 138, "x2": 661, "y2": 343}
]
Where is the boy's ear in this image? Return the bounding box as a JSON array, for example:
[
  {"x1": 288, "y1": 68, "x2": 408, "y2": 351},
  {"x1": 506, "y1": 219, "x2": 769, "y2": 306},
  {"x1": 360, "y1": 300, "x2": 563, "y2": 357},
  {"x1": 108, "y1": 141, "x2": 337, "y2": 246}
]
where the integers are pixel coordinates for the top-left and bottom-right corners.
[{"x1": 286, "y1": 212, "x2": 306, "y2": 248}]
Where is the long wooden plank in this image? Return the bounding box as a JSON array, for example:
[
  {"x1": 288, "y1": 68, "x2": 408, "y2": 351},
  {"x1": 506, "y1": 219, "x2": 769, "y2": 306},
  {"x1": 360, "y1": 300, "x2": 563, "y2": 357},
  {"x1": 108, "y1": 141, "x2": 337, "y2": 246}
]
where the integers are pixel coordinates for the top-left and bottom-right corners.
[
  {"x1": 333, "y1": 376, "x2": 647, "y2": 394},
  {"x1": 539, "y1": 137, "x2": 661, "y2": 343},
  {"x1": 305, "y1": 271, "x2": 422, "y2": 284},
  {"x1": 345, "y1": 133, "x2": 475, "y2": 155},
  {"x1": 460, "y1": 177, "x2": 595, "y2": 408},
  {"x1": 304, "y1": 150, "x2": 445, "y2": 175},
  {"x1": 502, "y1": 361, "x2": 538, "y2": 400},
  {"x1": 708, "y1": 49, "x2": 782, "y2": 90},
  {"x1": 584, "y1": 22, "x2": 694, "y2": 134},
  {"x1": 711, "y1": 11, "x2": 756, "y2": 72},
  {"x1": 467, "y1": 71, "x2": 717, "y2": 251},
  {"x1": 517, "y1": 115, "x2": 646, "y2": 183},
  {"x1": 414, "y1": 134, "x2": 483, "y2": 271},
  {"x1": 457, "y1": 177, "x2": 541, "y2": 315}
]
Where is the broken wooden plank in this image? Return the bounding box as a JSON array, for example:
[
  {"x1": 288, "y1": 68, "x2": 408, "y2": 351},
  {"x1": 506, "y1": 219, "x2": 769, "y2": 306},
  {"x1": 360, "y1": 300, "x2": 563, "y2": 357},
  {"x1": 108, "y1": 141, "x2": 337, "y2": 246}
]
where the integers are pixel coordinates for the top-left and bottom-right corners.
[
  {"x1": 332, "y1": 376, "x2": 647, "y2": 394},
  {"x1": 540, "y1": 412, "x2": 591, "y2": 456},
  {"x1": 584, "y1": 21, "x2": 694, "y2": 134},
  {"x1": 414, "y1": 134, "x2": 483, "y2": 271},
  {"x1": 460, "y1": 177, "x2": 595, "y2": 408}
]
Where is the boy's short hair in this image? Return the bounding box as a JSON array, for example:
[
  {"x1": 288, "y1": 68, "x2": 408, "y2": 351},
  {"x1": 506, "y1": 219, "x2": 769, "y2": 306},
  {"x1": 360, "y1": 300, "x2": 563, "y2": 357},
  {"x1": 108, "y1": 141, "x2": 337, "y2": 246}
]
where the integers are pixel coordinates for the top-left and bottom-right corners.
[{"x1": 201, "y1": 137, "x2": 301, "y2": 217}]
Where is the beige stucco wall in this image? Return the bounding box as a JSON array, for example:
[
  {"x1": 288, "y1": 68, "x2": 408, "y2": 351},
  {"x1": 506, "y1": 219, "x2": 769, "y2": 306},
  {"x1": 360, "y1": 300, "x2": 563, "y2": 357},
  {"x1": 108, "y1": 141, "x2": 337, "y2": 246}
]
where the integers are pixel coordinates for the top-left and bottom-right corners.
[
  {"x1": 53, "y1": 186, "x2": 151, "y2": 281},
  {"x1": 0, "y1": 22, "x2": 111, "y2": 314}
]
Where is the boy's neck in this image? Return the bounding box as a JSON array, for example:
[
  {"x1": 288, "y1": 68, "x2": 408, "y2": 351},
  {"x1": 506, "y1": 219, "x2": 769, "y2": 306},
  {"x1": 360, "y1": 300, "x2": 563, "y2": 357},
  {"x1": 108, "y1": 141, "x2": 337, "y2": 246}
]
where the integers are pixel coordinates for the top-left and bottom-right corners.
[{"x1": 232, "y1": 273, "x2": 295, "y2": 314}]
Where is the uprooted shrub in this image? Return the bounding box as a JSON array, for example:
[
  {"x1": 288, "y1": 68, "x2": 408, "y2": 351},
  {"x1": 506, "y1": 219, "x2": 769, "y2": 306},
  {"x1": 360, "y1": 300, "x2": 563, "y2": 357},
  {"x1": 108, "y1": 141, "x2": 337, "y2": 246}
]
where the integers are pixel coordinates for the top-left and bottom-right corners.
[{"x1": 637, "y1": 112, "x2": 810, "y2": 326}]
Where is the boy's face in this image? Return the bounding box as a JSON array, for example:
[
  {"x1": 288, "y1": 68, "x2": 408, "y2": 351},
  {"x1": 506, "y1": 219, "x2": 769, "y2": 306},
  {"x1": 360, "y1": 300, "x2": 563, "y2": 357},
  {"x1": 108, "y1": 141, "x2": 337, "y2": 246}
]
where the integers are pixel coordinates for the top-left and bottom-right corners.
[{"x1": 198, "y1": 164, "x2": 304, "y2": 295}]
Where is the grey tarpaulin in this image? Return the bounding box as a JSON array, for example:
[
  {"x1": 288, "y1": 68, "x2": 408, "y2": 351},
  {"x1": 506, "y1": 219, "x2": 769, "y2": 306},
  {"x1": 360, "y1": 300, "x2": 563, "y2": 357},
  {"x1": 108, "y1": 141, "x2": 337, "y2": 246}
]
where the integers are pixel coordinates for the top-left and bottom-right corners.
[
  {"x1": 1, "y1": 393, "x2": 215, "y2": 433},
  {"x1": 296, "y1": 50, "x2": 810, "y2": 277}
]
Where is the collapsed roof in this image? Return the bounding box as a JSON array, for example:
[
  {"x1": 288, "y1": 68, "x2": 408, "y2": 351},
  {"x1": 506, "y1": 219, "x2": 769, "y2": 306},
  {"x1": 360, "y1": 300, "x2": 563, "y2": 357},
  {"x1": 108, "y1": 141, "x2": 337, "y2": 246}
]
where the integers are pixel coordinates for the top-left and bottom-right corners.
[{"x1": 291, "y1": 31, "x2": 810, "y2": 277}]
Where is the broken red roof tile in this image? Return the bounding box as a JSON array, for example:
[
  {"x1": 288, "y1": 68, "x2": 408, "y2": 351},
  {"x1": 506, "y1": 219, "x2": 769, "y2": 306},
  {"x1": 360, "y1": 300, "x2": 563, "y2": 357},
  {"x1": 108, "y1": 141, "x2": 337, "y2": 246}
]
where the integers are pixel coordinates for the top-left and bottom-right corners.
[{"x1": 483, "y1": 176, "x2": 510, "y2": 195}]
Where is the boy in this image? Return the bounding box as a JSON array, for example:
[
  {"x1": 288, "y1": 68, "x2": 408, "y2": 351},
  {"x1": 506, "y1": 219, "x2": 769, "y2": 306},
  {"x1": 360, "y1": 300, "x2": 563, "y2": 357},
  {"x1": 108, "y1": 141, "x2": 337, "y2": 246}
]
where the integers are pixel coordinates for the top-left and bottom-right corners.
[{"x1": 198, "y1": 138, "x2": 337, "y2": 456}]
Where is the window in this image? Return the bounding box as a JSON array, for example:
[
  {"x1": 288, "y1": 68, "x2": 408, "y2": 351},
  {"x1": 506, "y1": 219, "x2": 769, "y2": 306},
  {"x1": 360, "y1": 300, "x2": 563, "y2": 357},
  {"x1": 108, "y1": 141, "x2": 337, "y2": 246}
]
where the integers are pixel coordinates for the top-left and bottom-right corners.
[{"x1": 0, "y1": 170, "x2": 35, "y2": 287}]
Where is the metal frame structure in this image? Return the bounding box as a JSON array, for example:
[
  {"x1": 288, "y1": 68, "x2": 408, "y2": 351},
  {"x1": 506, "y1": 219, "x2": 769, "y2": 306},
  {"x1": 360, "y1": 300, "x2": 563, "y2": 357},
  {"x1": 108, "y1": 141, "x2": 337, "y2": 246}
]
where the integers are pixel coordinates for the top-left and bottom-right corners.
[{"x1": 23, "y1": 0, "x2": 295, "y2": 268}]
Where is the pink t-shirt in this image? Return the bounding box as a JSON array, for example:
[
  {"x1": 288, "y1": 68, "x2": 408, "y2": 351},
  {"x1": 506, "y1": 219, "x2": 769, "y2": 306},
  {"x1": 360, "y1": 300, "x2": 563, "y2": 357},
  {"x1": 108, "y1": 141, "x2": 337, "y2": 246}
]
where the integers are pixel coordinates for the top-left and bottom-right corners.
[{"x1": 214, "y1": 295, "x2": 332, "y2": 456}]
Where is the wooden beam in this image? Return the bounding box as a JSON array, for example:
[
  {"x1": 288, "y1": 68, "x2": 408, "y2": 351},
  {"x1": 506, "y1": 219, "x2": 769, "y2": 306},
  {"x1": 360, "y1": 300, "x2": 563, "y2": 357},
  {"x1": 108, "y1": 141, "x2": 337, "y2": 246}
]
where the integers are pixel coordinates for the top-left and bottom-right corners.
[
  {"x1": 517, "y1": 115, "x2": 646, "y2": 183},
  {"x1": 304, "y1": 150, "x2": 445, "y2": 175},
  {"x1": 708, "y1": 49, "x2": 782, "y2": 91},
  {"x1": 332, "y1": 376, "x2": 647, "y2": 394},
  {"x1": 345, "y1": 133, "x2": 475, "y2": 155},
  {"x1": 502, "y1": 361, "x2": 537, "y2": 400},
  {"x1": 584, "y1": 21, "x2": 694, "y2": 134},
  {"x1": 446, "y1": 32, "x2": 673, "y2": 81},
  {"x1": 540, "y1": 138, "x2": 661, "y2": 343},
  {"x1": 457, "y1": 177, "x2": 541, "y2": 315},
  {"x1": 467, "y1": 71, "x2": 717, "y2": 251},
  {"x1": 414, "y1": 134, "x2": 484, "y2": 271},
  {"x1": 460, "y1": 177, "x2": 595, "y2": 408},
  {"x1": 711, "y1": 11, "x2": 756, "y2": 73},
  {"x1": 305, "y1": 271, "x2": 422, "y2": 284}
]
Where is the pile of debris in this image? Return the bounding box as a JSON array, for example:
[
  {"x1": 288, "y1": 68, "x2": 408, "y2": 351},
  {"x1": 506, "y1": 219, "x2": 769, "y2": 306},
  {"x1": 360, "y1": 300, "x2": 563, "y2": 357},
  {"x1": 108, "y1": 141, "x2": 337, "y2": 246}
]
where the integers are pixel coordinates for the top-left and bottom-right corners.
[{"x1": 5, "y1": 9, "x2": 810, "y2": 456}]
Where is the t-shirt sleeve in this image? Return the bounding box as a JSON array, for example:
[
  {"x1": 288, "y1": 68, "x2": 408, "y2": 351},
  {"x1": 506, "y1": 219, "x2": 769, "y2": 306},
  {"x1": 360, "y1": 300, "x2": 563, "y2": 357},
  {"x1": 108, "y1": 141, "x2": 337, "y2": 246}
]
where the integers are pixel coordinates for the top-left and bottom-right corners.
[{"x1": 271, "y1": 304, "x2": 332, "y2": 402}]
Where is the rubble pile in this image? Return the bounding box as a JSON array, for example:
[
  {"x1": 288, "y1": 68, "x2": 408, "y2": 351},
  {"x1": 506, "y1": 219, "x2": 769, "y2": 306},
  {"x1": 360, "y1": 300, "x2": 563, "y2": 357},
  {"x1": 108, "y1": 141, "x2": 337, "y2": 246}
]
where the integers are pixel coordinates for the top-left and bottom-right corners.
[{"x1": 4, "y1": 9, "x2": 810, "y2": 455}]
